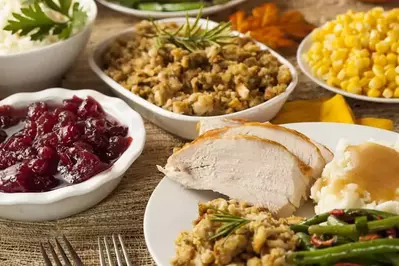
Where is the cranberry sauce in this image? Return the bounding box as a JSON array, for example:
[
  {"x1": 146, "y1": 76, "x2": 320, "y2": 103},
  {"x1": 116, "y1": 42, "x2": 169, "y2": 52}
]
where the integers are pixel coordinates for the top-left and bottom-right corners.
[{"x1": 0, "y1": 96, "x2": 131, "y2": 193}]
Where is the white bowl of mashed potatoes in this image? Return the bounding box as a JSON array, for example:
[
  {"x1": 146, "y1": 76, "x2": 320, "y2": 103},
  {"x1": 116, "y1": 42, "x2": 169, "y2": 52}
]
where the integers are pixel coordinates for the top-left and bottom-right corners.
[
  {"x1": 0, "y1": 0, "x2": 97, "y2": 97},
  {"x1": 311, "y1": 139, "x2": 399, "y2": 215}
]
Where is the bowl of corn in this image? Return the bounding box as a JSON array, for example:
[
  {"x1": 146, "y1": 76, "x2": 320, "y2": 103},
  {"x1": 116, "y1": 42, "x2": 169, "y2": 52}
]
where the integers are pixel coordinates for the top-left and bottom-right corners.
[{"x1": 298, "y1": 7, "x2": 399, "y2": 103}]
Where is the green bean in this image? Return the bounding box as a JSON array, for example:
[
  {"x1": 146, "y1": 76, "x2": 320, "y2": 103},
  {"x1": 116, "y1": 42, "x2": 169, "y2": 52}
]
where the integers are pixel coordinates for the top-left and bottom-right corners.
[
  {"x1": 355, "y1": 216, "x2": 368, "y2": 235},
  {"x1": 345, "y1": 209, "x2": 397, "y2": 219},
  {"x1": 309, "y1": 224, "x2": 357, "y2": 236},
  {"x1": 386, "y1": 253, "x2": 399, "y2": 266},
  {"x1": 300, "y1": 213, "x2": 330, "y2": 226},
  {"x1": 308, "y1": 216, "x2": 399, "y2": 236},
  {"x1": 368, "y1": 216, "x2": 399, "y2": 232},
  {"x1": 162, "y1": 2, "x2": 206, "y2": 11},
  {"x1": 296, "y1": 232, "x2": 314, "y2": 251},
  {"x1": 137, "y1": 3, "x2": 163, "y2": 11},
  {"x1": 327, "y1": 216, "x2": 347, "y2": 226},
  {"x1": 291, "y1": 224, "x2": 309, "y2": 233},
  {"x1": 286, "y1": 239, "x2": 399, "y2": 264}
]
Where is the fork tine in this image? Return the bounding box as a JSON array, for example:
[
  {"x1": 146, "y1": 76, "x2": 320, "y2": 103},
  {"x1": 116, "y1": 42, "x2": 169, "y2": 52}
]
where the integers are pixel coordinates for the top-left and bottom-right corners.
[
  {"x1": 98, "y1": 237, "x2": 106, "y2": 266},
  {"x1": 55, "y1": 238, "x2": 72, "y2": 266},
  {"x1": 62, "y1": 235, "x2": 84, "y2": 266},
  {"x1": 118, "y1": 235, "x2": 132, "y2": 266},
  {"x1": 112, "y1": 235, "x2": 123, "y2": 266},
  {"x1": 40, "y1": 243, "x2": 53, "y2": 266},
  {"x1": 47, "y1": 241, "x2": 62, "y2": 266},
  {"x1": 104, "y1": 237, "x2": 115, "y2": 266}
]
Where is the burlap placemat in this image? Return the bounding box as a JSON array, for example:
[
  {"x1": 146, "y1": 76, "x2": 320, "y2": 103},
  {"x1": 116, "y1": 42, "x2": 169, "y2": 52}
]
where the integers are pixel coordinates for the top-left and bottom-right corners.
[{"x1": 1, "y1": 0, "x2": 398, "y2": 265}]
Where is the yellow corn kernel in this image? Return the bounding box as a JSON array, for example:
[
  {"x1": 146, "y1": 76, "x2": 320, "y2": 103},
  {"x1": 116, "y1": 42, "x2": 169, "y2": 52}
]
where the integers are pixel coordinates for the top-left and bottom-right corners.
[
  {"x1": 363, "y1": 71, "x2": 374, "y2": 78},
  {"x1": 327, "y1": 77, "x2": 340, "y2": 86},
  {"x1": 349, "y1": 76, "x2": 360, "y2": 83},
  {"x1": 384, "y1": 64, "x2": 396, "y2": 71},
  {"x1": 382, "y1": 88, "x2": 394, "y2": 98},
  {"x1": 345, "y1": 35, "x2": 360, "y2": 48},
  {"x1": 360, "y1": 77, "x2": 370, "y2": 87},
  {"x1": 372, "y1": 65, "x2": 384, "y2": 76},
  {"x1": 360, "y1": 49, "x2": 370, "y2": 57},
  {"x1": 376, "y1": 41, "x2": 390, "y2": 53},
  {"x1": 370, "y1": 29, "x2": 381, "y2": 41},
  {"x1": 385, "y1": 68, "x2": 397, "y2": 82},
  {"x1": 374, "y1": 54, "x2": 387, "y2": 66},
  {"x1": 394, "y1": 88, "x2": 399, "y2": 98},
  {"x1": 369, "y1": 76, "x2": 385, "y2": 90},
  {"x1": 317, "y1": 66, "x2": 329, "y2": 76},
  {"x1": 337, "y1": 69, "x2": 346, "y2": 80},
  {"x1": 346, "y1": 66, "x2": 359, "y2": 77},
  {"x1": 388, "y1": 29, "x2": 399, "y2": 41},
  {"x1": 347, "y1": 81, "x2": 362, "y2": 94},
  {"x1": 387, "y1": 53, "x2": 397, "y2": 65},
  {"x1": 371, "y1": 7, "x2": 384, "y2": 18},
  {"x1": 388, "y1": 81, "x2": 397, "y2": 90},
  {"x1": 340, "y1": 80, "x2": 349, "y2": 90},
  {"x1": 367, "y1": 88, "x2": 382, "y2": 97},
  {"x1": 391, "y1": 42, "x2": 399, "y2": 52},
  {"x1": 331, "y1": 49, "x2": 348, "y2": 61},
  {"x1": 361, "y1": 58, "x2": 371, "y2": 69},
  {"x1": 396, "y1": 75, "x2": 399, "y2": 85},
  {"x1": 332, "y1": 60, "x2": 344, "y2": 71},
  {"x1": 395, "y1": 66, "x2": 399, "y2": 74},
  {"x1": 377, "y1": 19, "x2": 388, "y2": 33}
]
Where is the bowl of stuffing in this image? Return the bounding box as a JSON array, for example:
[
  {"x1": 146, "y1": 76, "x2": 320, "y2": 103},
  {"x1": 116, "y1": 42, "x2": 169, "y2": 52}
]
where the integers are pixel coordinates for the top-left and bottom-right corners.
[
  {"x1": 89, "y1": 16, "x2": 298, "y2": 139},
  {"x1": 0, "y1": 0, "x2": 97, "y2": 97}
]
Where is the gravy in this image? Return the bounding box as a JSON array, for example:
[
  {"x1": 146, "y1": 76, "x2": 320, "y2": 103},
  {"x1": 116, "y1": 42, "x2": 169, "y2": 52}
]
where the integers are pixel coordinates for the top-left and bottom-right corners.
[{"x1": 336, "y1": 142, "x2": 399, "y2": 201}]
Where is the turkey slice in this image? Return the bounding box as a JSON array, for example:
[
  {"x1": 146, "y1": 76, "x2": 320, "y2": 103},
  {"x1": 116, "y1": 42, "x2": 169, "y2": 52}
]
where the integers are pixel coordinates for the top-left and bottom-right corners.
[
  {"x1": 158, "y1": 134, "x2": 311, "y2": 216},
  {"x1": 197, "y1": 118, "x2": 334, "y2": 164}
]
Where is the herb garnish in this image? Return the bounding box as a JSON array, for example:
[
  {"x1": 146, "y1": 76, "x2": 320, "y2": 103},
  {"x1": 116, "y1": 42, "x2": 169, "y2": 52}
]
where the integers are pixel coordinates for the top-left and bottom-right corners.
[
  {"x1": 209, "y1": 208, "x2": 250, "y2": 240},
  {"x1": 150, "y1": 10, "x2": 234, "y2": 52},
  {"x1": 4, "y1": 0, "x2": 88, "y2": 41}
]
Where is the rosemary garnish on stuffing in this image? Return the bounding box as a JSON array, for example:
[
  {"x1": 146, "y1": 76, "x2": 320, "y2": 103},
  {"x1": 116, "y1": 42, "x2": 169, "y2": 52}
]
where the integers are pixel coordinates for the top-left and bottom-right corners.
[
  {"x1": 150, "y1": 10, "x2": 234, "y2": 52},
  {"x1": 209, "y1": 208, "x2": 250, "y2": 240}
]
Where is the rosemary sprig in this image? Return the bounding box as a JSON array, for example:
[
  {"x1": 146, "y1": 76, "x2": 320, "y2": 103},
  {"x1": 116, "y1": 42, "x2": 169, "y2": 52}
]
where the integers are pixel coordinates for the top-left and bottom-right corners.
[
  {"x1": 209, "y1": 208, "x2": 250, "y2": 240},
  {"x1": 150, "y1": 9, "x2": 234, "y2": 52}
]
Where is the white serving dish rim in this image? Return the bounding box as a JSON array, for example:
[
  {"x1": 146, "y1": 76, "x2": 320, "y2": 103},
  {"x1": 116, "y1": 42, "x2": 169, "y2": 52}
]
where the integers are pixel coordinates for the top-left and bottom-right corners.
[
  {"x1": 89, "y1": 17, "x2": 299, "y2": 122},
  {"x1": 0, "y1": 0, "x2": 98, "y2": 59},
  {"x1": 298, "y1": 32, "x2": 399, "y2": 104},
  {"x1": 96, "y1": 0, "x2": 247, "y2": 18},
  {"x1": 0, "y1": 88, "x2": 146, "y2": 205}
]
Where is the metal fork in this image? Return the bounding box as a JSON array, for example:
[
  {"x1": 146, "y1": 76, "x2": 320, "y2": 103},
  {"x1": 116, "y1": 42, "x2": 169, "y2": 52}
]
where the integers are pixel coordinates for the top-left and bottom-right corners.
[
  {"x1": 40, "y1": 235, "x2": 84, "y2": 266},
  {"x1": 98, "y1": 235, "x2": 132, "y2": 266}
]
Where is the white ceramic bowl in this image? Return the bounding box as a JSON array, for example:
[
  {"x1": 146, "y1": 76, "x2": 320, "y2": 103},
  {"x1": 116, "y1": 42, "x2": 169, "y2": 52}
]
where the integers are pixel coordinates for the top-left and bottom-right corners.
[
  {"x1": 89, "y1": 18, "x2": 298, "y2": 140},
  {"x1": 0, "y1": 0, "x2": 98, "y2": 98},
  {"x1": 96, "y1": 0, "x2": 247, "y2": 18},
  {"x1": 298, "y1": 33, "x2": 399, "y2": 104},
  {"x1": 0, "y1": 88, "x2": 146, "y2": 221}
]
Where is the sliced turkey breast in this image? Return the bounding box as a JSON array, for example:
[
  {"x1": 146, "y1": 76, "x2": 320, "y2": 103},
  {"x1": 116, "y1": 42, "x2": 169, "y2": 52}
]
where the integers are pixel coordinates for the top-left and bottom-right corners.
[
  {"x1": 158, "y1": 135, "x2": 310, "y2": 216},
  {"x1": 199, "y1": 122, "x2": 325, "y2": 179},
  {"x1": 198, "y1": 118, "x2": 334, "y2": 164}
]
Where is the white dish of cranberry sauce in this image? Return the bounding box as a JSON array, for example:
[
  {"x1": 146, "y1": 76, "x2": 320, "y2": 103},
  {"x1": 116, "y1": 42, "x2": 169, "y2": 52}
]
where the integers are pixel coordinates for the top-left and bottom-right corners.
[{"x1": 0, "y1": 88, "x2": 146, "y2": 221}]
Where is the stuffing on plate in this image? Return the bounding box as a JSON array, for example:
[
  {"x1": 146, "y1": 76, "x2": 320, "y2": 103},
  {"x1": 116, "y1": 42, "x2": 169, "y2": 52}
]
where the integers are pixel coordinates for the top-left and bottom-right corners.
[
  {"x1": 171, "y1": 198, "x2": 302, "y2": 266},
  {"x1": 103, "y1": 21, "x2": 292, "y2": 116}
]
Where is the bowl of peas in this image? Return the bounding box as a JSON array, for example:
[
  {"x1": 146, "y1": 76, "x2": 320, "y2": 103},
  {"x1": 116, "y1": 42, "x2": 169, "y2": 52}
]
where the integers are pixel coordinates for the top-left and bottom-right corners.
[
  {"x1": 298, "y1": 7, "x2": 399, "y2": 103},
  {"x1": 96, "y1": 0, "x2": 247, "y2": 18}
]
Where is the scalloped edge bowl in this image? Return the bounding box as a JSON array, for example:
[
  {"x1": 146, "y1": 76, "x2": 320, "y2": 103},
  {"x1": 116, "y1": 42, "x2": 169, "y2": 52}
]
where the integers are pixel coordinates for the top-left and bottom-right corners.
[
  {"x1": 0, "y1": 88, "x2": 146, "y2": 221},
  {"x1": 89, "y1": 18, "x2": 298, "y2": 140},
  {"x1": 298, "y1": 33, "x2": 399, "y2": 104}
]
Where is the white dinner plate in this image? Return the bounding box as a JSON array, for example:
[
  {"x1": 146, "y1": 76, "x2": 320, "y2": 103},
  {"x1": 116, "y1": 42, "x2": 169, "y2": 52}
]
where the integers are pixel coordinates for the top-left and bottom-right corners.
[
  {"x1": 144, "y1": 122, "x2": 399, "y2": 265},
  {"x1": 96, "y1": 0, "x2": 247, "y2": 18},
  {"x1": 298, "y1": 34, "x2": 399, "y2": 104}
]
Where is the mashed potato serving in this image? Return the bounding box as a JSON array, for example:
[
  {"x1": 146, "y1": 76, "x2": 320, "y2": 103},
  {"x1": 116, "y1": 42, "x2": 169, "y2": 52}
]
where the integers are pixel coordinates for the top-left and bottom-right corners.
[{"x1": 311, "y1": 139, "x2": 399, "y2": 215}]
